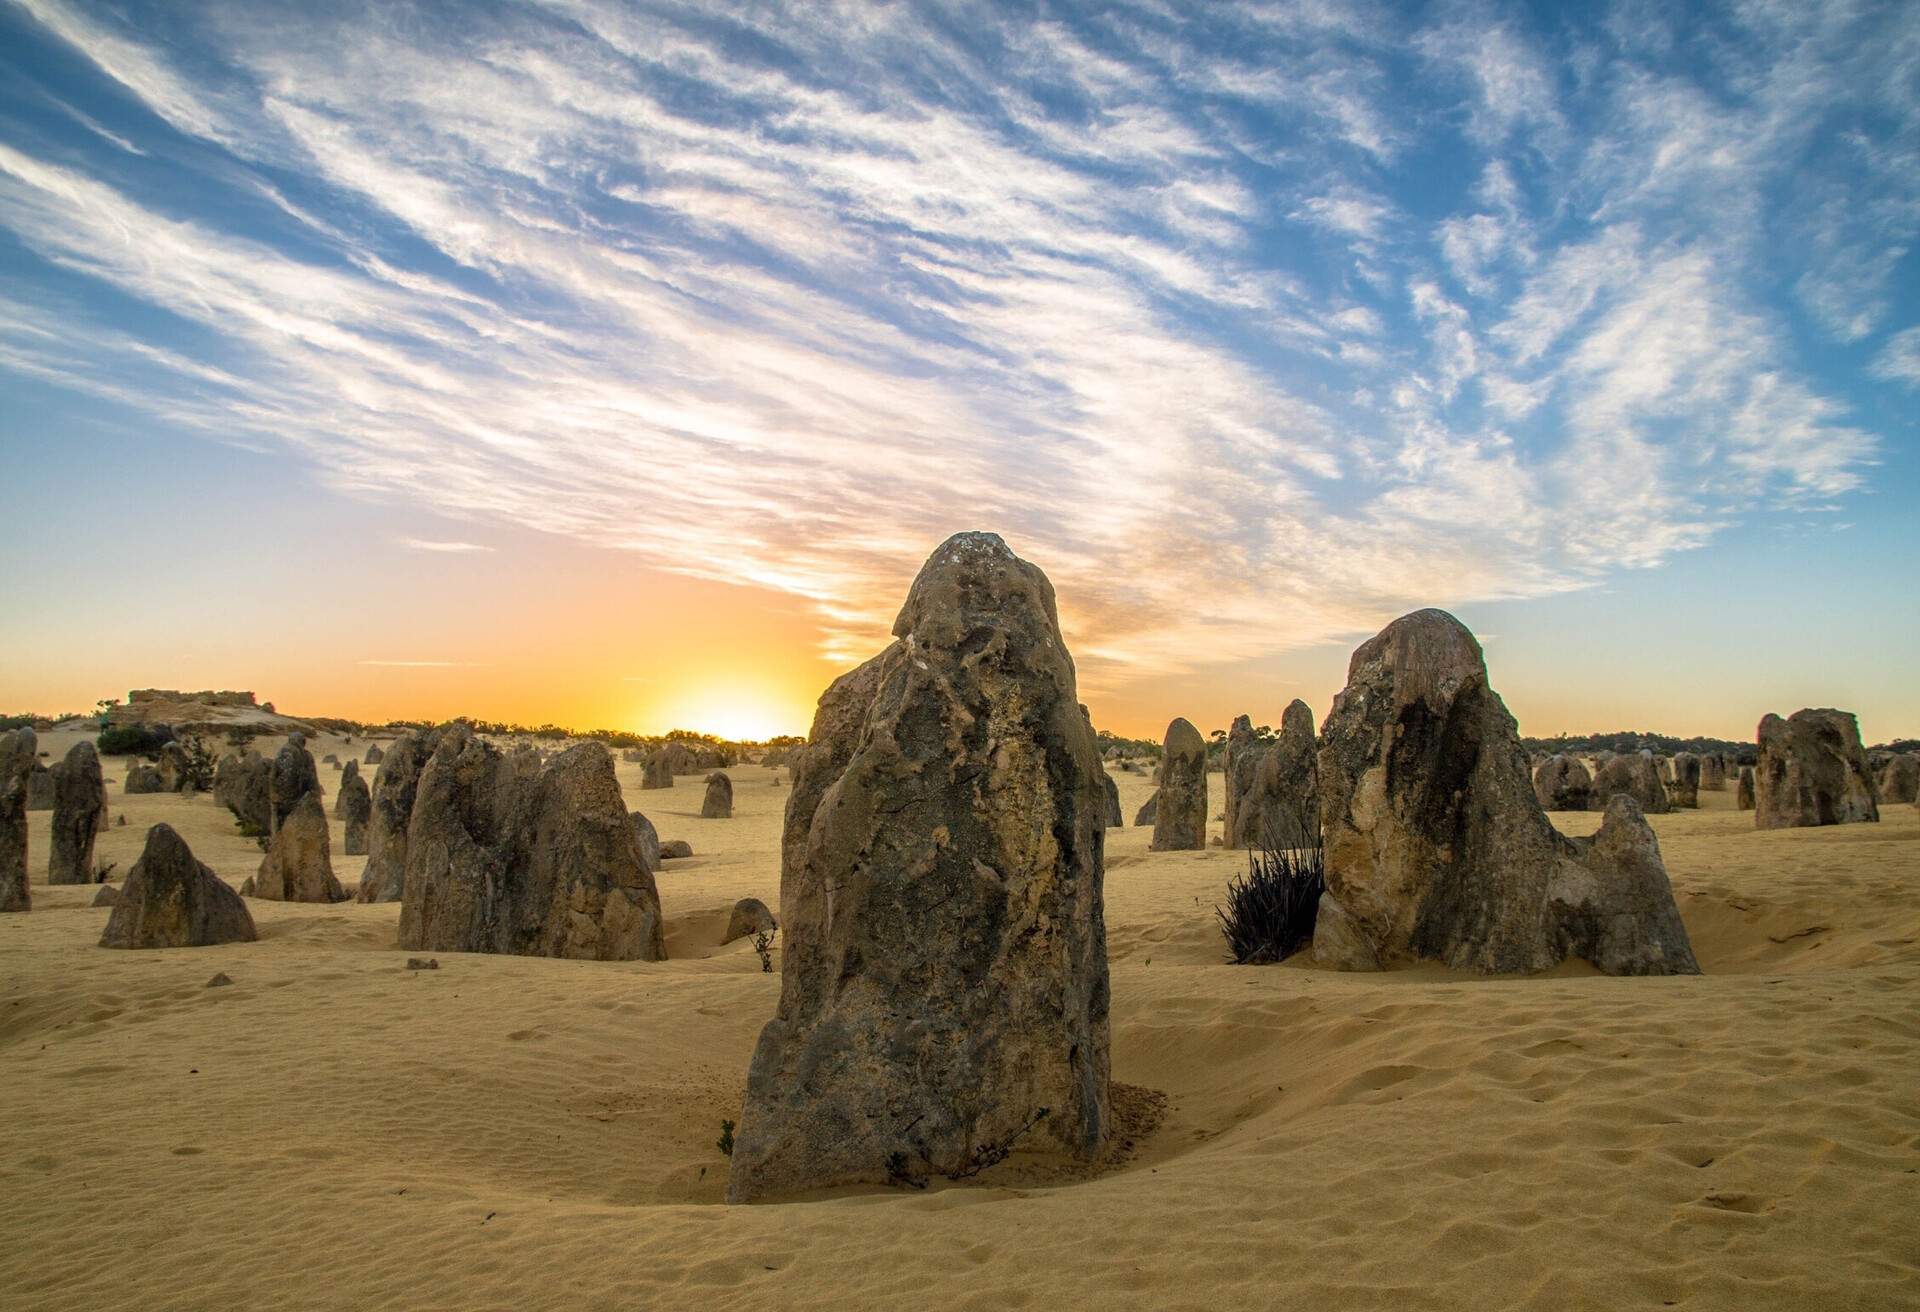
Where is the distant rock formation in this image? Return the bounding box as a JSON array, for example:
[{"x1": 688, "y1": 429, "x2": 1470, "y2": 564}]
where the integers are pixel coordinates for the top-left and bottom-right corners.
[
  {"x1": 156, "y1": 741, "x2": 192, "y2": 792},
  {"x1": 25, "y1": 762, "x2": 53, "y2": 811},
  {"x1": 1532, "y1": 754, "x2": 1593, "y2": 811},
  {"x1": 1754, "y1": 709, "x2": 1878, "y2": 829},
  {"x1": 48, "y1": 742, "x2": 105, "y2": 885},
  {"x1": 640, "y1": 750, "x2": 674, "y2": 790},
  {"x1": 252, "y1": 792, "x2": 346, "y2": 902},
  {"x1": 364, "y1": 744, "x2": 384, "y2": 764},
  {"x1": 629, "y1": 811, "x2": 661, "y2": 874},
  {"x1": 100, "y1": 824, "x2": 257, "y2": 948},
  {"x1": 1134, "y1": 790, "x2": 1158, "y2": 827},
  {"x1": 659, "y1": 839, "x2": 692, "y2": 860},
  {"x1": 1736, "y1": 765, "x2": 1755, "y2": 810},
  {"x1": 723, "y1": 897, "x2": 776, "y2": 946},
  {"x1": 729, "y1": 532, "x2": 1109, "y2": 1202},
  {"x1": 1670, "y1": 752, "x2": 1701, "y2": 809},
  {"x1": 1700, "y1": 754, "x2": 1728, "y2": 792},
  {"x1": 1590, "y1": 751, "x2": 1670, "y2": 815},
  {"x1": 1101, "y1": 772, "x2": 1122, "y2": 828},
  {"x1": 1877, "y1": 753, "x2": 1918, "y2": 805},
  {"x1": 1314, "y1": 609, "x2": 1696, "y2": 976},
  {"x1": 1228, "y1": 701, "x2": 1318, "y2": 848},
  {"x1": 1150, "y1": 717, "x2": 1206, "y2": 851},
  {"x1": 358, "y1": 729, "x2": 433, "y2": 903},
  {"x1": 333, "y1": 759, "x2": 360, "y2": 817},
  {"x1": 397, "y1": 733, "x2": 664, "y2": 960},
  {"x1": 339, "y1": 773, "x2": 371, "y2": 856},
  {"x1": 1, "y1": 728, "x2": 33, "y2": 912},
  {"x1": 124, "y1": 763, "x2": 165, "y2": 794},
  {"x1": 700, "y1": 771, "x2": 734, "y2": 819},
  {"x1": 268, "y1": 735, "x2": 320, "y2": 835},
  {"x1": 215, "y1": 750, "x2": 273, "y2": 835}
]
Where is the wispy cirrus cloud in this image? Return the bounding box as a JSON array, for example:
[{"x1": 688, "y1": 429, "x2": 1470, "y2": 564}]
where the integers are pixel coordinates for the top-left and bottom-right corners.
[
  {"x1": 0, "y1": 0, "x2": 1908, "y2": 692},
  {"x1": 399, "y1": 538, "x2": 493, "y2": 554}
]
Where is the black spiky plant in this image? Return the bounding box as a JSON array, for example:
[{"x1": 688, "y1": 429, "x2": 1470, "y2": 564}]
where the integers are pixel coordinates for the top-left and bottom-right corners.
[{"x1": 1216, "y1": 813, "x2": 1324, "y2": 964}]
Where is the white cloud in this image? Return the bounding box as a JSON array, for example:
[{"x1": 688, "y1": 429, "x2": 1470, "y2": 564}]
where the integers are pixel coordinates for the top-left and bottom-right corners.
[{"x1": 399, "y1": 539, "x2": 494, "y2": 554}]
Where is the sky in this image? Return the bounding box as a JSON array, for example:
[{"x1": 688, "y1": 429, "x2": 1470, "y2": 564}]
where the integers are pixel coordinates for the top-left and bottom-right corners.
[{"x1": 0, "y1": 0, "x2": 1916, "y2": 744}]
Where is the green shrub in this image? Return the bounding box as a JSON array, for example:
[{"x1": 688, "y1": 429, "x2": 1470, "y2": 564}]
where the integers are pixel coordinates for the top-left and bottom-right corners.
[{"x1": 96, "y1": 724, "x2": 174, "y2": 756}]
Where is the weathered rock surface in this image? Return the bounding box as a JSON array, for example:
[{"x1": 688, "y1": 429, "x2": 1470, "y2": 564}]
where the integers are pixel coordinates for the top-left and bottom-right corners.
[
  {"x1": 659, "y1": 839, "x2": 692, "y2": 860},
  {"x1": 1134, "y1": 790, "x2": 1158, "y2": 826},
  {"x1": 124, "y1": 763, "x2": 165, "y2": 794},
  {"x1": 91, "y1": 883, "x2": 121, "y2": 907},
  {"x1": 700, "y1": 771, "x2": 734, "y2": 819},
  {"x1": 397, "y1": 733, "x2": 664, "y2": 960},
  {"x1": 364, "y1": 744, "x2": 384, "y2": 764},
  {"x1": 1736, "y1": 765, "x2": 1756, "y2": 810},
  {"x1": 1532, "y1": 754, "x2": 1593, "y2": 811},
  {"x1": 1877, "y1": 753, "x2": 1918, "y2": 805},
  {"x1": 0, "y1": 728, "x2": 33, "y2": 912},
  {"x1": 1151, "y1": 717, "x2": 1207, "y2": 851},
  {"x1": 100, "y1": 824, "x2": 257, "y2": 948},
  {"x1": 269, "y1": 736, "x2": 319, "y2": 834},
  {"x1": 629, "y1": 811, "x2": 662, "y2": 874},
  {"x1": 1101, "y1": 772, "x2": 1123, "y2": 828},
  {"x1": 357, "y1": 729, "x2": 434, "y2": 904},
  {"x1": 1222, "y1": 714, "x2": 1259, "y2": 849},
  {"x1": 723, "y1": 896, "x2": 776, "y2": 946},
  {"x1": 1590, "y1": 751, "x2": 1671, "y2": 815},
  {"x1": 1670, "y1": 752, "x2": 1701, "y2": 809},
  {"x1": 1754, "y1": 709, "x2": 1878, "y2": 829},
  {"x1": 48, "y1": 742, "x2": 105, "y2": 885},
  {"x1": 1314, "y1": 609, "x2": 1697, "y2": 976},
  {"x1": 339, "y1": 773, "x2": 371, "y2": 856},
  {"x1": 252, "y1": 792, "x2": 346, "y2": 902},
  {"x1": 729, "y1": 532, "x2": 1110, "y2": 1202}
]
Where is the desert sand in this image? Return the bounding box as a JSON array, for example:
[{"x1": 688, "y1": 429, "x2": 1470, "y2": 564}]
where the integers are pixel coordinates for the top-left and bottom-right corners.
[{"x1": 4, "y1": 727, "x2": 1917, "y2": 1310}]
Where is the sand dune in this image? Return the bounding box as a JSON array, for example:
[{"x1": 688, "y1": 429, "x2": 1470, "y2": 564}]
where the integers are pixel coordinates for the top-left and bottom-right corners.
[{"x1": 4, "y1": 730, "x2": 1916, "y2": 1310}]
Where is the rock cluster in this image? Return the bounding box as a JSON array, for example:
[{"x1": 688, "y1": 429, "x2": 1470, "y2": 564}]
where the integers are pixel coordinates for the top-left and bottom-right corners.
[
  {"x1": 1151, "y1": 718, "x2": 1207, "y2": 851},
  {"x1": 701, "y1": 771, "x2": 734, "y2": 819},
  {"x1": 1532, "y1": 754, "x2": 1593, "y2": 811},
  {"x1": 1313, "y1": 609, "x2": 1697, "y2": 976},
  {"x1": 729, "y1": 533, "x2": 1110, "y2": 1202},
  {"x1": 100, "y1": 824, "x2": 257, "y2": 948},
  {"x1": 1, "y1": 728, "x2": 33, "y2": 912},
  {"x1": 1754, "y1": 709, "x2": 1878, "y2": 829},
  {"x1": 48, "y1": 742, "x2": 105, "y2": 885},
  {"x1": 397, "y1": 732, "x2": 664, "y2": 961}
]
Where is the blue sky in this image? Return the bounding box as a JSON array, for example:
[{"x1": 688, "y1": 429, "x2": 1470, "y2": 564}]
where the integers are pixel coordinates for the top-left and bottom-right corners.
[{"x1": 0, "y1": 0, "x2": 1915, "y2": 739}]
